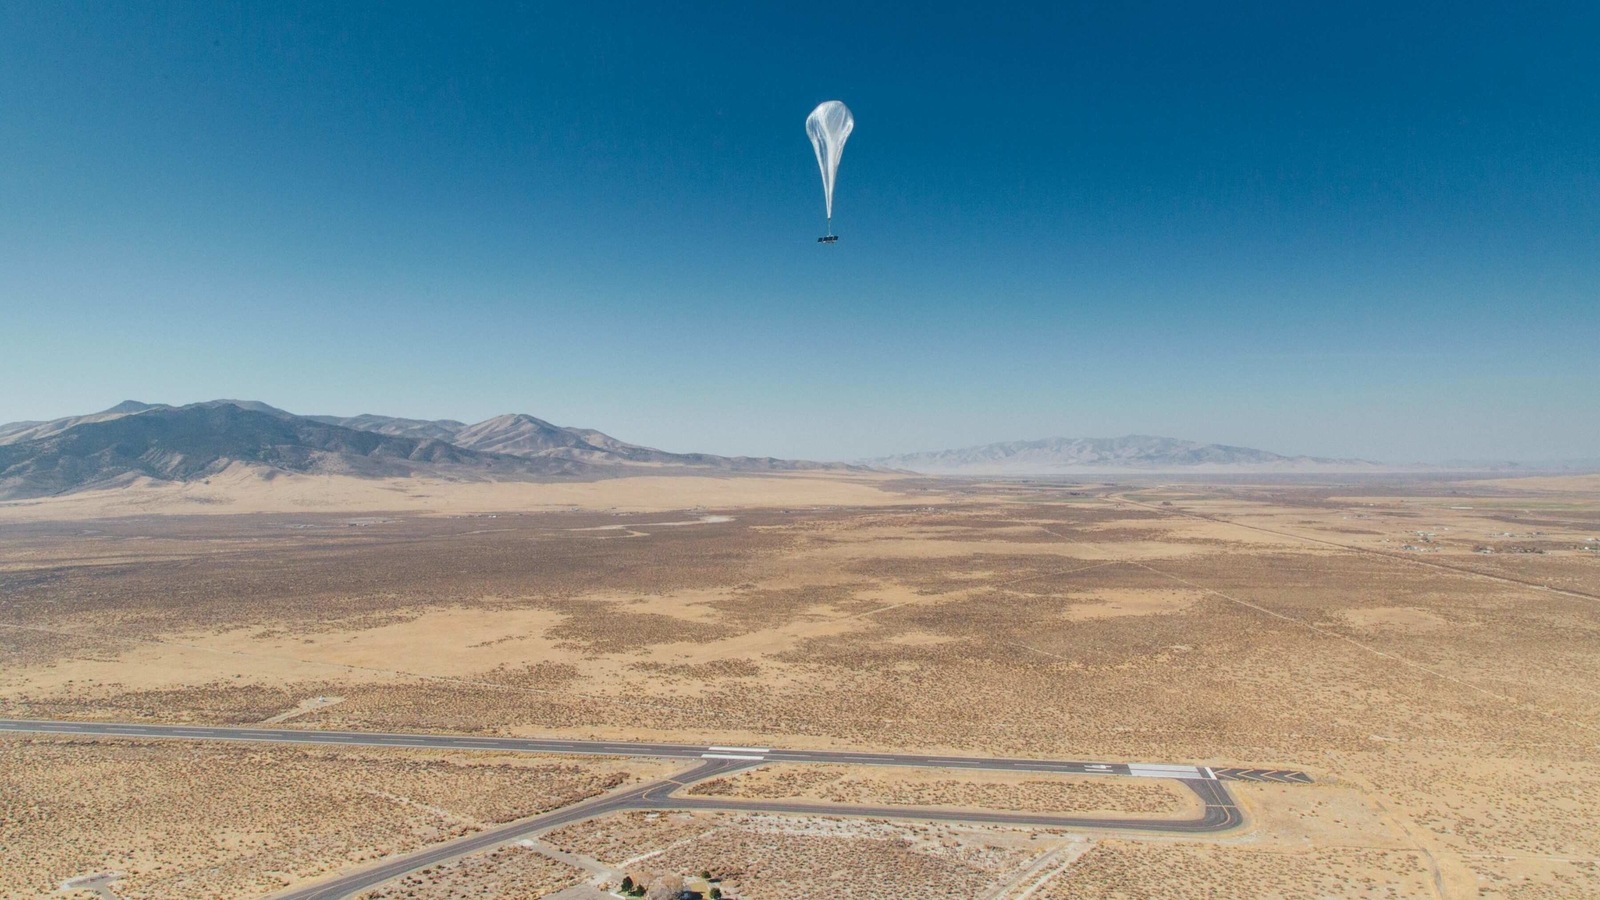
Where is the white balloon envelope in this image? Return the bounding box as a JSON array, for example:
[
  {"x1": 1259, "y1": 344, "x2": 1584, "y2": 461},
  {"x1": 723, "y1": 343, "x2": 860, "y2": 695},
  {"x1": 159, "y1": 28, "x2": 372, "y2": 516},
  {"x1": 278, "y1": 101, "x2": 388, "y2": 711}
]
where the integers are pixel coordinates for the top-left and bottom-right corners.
[{"x1": 806, "y1": 100, "x2": 853, "y2": 241}]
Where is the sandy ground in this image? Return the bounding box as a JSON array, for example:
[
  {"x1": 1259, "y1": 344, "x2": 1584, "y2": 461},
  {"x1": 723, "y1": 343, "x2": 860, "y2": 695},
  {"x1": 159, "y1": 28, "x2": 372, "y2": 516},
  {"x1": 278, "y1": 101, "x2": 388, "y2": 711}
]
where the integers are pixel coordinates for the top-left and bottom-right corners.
[
  {"x1": 1475, "y1": 473, "x2": 1600, "y2": 494},
  {"x1": 1036, "y1": 841, "x2": 1436, "y2": 898},
  {"x1": 2, "y1": 472, "x2": 1597, "y2": 896},
  {"x1": 0, "y1": 464, "x2": 923, "y2": 522},
  {"x1": 354, "y1": 844, "x2": 587, "y2": 899},
  {"x1": 0, "y1": 736, "x2": 671, "y2": 899},
  {"x1": 683, "y1": 764, "x2": 1198, "y2": 817},
  {"x1": 542, "y1": 811, "x2": 1049, "y2": 899}
]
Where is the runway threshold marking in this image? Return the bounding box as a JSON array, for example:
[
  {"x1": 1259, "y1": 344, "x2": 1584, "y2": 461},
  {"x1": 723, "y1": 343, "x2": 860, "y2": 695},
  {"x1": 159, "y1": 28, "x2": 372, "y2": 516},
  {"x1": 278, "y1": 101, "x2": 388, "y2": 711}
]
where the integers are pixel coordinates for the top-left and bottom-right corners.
[{"x1": 1211, "y1": 767, "x2": 1314, "y2": 783}]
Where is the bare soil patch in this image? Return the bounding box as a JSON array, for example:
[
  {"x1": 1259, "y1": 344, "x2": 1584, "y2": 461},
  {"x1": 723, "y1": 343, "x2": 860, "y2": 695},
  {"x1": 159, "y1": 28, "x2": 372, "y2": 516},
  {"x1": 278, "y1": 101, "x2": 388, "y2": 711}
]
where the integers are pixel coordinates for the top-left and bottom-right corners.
[
  {"x1": 355, "y1": 845, "x2": 586, "y2": 899},
  {"x1": 0, "y1": 736, "x2": 664, "y2": 899},
  {"x1": 684, "y1": 764, "x2": 1195, "y2": 816},
  {"x1": 2, "y1": 473, "x2": 1596, "y2": 896}
]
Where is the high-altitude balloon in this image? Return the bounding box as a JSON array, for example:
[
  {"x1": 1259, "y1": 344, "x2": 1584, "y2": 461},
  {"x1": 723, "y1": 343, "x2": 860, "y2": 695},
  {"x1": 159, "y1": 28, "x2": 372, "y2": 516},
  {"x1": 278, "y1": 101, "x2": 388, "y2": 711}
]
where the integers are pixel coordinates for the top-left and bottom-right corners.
[{"x1": 806, "y1": 100, "x2": 853, "y2": 242}]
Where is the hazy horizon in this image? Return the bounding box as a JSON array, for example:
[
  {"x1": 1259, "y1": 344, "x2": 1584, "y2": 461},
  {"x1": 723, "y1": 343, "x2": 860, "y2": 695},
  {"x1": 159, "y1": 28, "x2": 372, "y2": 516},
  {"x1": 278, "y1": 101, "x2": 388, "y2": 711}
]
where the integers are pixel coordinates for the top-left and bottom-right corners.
[
  {"x1": 6, "y1": 396, "x2": 1597, "y2": 468},
  {"x1": 3, "y1": 4, "x2": 1596, "y2": 463}
]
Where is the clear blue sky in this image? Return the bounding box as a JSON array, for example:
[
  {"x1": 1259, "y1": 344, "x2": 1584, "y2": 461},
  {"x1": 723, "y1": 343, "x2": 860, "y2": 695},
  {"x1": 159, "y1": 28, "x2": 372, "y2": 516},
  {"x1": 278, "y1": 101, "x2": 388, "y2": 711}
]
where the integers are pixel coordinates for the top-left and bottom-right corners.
[{"x1": 2, "y1": 2, "x2": 1596, "y2": 462}]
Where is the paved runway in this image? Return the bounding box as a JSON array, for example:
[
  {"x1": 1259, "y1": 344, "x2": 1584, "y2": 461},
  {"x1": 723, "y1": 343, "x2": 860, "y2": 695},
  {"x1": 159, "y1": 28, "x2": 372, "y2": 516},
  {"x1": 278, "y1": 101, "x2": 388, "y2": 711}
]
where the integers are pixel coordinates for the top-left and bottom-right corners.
[
  {"x1": 3, "y1": 719, "x2": 1295, "y2": 899},
  {"x1": 0, "y1": 718, "x2": 1282, "y2": 781}
]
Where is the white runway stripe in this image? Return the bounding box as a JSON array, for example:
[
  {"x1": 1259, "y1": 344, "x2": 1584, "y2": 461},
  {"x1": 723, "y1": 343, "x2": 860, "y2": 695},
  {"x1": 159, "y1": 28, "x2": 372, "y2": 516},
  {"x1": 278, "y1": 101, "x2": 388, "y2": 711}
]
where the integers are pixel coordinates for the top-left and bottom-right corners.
[{"x1": 1128, "y1": 763, "x2": 1204, "y2": 779}]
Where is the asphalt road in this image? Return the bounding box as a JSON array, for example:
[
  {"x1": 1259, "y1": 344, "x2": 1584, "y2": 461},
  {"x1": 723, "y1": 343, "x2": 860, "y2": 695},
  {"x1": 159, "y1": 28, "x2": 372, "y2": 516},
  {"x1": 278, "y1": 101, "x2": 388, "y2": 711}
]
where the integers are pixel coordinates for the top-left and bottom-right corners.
[
  {"x1": 3, "y1": 719, "x2": 1285, "y2": 899},
  {"x1": 266, "y1": 757, "x2": 756, "y2": 900},
  {"x1": 257, "y1": 761, "x2": 1240, "y2": 900}
]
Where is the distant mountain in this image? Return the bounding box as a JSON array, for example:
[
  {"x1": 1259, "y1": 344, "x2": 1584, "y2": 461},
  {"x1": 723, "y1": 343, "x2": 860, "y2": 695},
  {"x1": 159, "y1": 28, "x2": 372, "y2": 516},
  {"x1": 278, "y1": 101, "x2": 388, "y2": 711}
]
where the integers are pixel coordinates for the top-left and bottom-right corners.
[
  {"x1": 0, "y1": 400, "x2": 166, "y2": 446},
  {"x1": 304, "y1": 413, "x2": 468, "y2": 443},
  {"x1": 449, "y1": 413, "x2": 823, "y2": 471},
  {"x1": 867, "y1": 435, "x2": 1379, "y2": 474},
  {"x1": 0, "y1": 403, "x2": 588, "y2": 499},
  {"x1": 0, "y1": 400, "x2": 855, "y2": 499},
  {"x1": 452, "y1": 413, "x2": 597, "y2": 457},
  {"x1": 0, "y1": 400, "x2": 306, "y2": 448}
]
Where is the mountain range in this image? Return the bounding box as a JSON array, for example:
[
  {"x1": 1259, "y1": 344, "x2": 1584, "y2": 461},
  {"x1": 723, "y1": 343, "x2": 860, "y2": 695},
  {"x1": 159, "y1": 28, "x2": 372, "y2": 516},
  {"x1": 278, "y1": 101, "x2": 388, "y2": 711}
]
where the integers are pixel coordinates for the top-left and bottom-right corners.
[
  {"x1": 0, "y1": 399, "x2": 1427, "y2": 501},
  {"x1": 0, "y1": 400, "x2": 846, "y2": 500},
  {"x1": 865, "y1": 435, "x2": 1380, "y2": 475}
]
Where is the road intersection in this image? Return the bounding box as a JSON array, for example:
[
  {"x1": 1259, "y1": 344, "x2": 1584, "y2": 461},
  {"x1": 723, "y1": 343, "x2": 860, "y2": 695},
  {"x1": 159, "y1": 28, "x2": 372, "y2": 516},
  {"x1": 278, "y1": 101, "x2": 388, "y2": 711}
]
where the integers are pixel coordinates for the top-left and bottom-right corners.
[{"x1": 2, "y1": 718, "x2": 1309, "y2": 898}]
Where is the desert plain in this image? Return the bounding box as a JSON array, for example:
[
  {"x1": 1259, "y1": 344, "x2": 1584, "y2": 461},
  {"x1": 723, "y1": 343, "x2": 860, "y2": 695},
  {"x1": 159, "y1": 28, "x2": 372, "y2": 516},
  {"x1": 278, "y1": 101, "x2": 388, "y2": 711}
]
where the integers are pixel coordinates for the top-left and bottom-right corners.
[{"x1": 2, "y1": 470, "x2": 1598, "y2": 898}]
